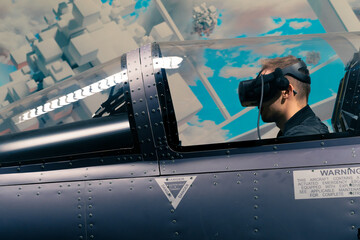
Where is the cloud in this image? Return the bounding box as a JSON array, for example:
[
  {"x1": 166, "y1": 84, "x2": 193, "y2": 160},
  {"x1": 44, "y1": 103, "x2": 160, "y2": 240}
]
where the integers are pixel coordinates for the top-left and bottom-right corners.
[
  {"x1": 201, "y1": 65, "x2": 214, "y2": 78},
  {"x1": 289, "y1": 20, "x2": 311, "y2": 30},
  {"x1": 179, "y1": 116, "x2": 229, "y2": 146},
  {"x1": 0, "y1": 0, "x2": 64, "y2": 51},
  {"x1": 138, "y1": 0, "x2": 318, "y2": 40},
  {"x1": 265, "y1": 31, "x2": 283, "y2": 36},
  {"x1": 348, "y1": 0, "x2": 360, "y2": 8},
  {"x1": 219, "y1": 64, "x2": 260, "y2": 79},
  {"x1": 251, "y1": 42, "x2": 301, "y2": 56}
]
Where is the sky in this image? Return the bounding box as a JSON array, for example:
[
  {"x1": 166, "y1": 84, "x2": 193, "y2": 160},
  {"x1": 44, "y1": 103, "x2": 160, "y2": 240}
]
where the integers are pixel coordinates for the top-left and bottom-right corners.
[{"x1": 0, "y1": 0, "x2": 348, "y2": 145}]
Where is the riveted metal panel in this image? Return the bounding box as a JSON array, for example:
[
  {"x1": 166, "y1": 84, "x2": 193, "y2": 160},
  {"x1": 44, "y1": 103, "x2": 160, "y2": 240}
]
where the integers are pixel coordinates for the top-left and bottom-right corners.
[
  {"x1": 151, "y1": 43, "x2": 181, "y2": 162},
  {"x1": 160, "y1": 137, "x2": 360, "y2": 175},
  {"x1": 83, "y1": 177, "x2": 176, "y2": 240},
  {"x1": 252, "y1": 167, "x2": 360, "y2": 239},
  {"x1": 139, "y1": 44, "x2": 167, "y2": 148},
  {"x1": 79, "y1": 169, "x2": 360, "y2": 239},
  {"x1": 0, "y1": 158, "x2": 159, "y2": 186},
  {"x1": 0, "y1": 182, "x2": 86, "y2": 240},
  {"x1": 127, "y1": 48, "x2": 156, "y2": 160},
  {"x1": 81, "y1": 172, "x2": 265, "y2": 239}
]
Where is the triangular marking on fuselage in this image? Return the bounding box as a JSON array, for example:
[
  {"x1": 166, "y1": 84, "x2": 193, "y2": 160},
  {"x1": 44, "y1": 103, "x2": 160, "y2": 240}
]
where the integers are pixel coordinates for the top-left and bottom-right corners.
[{"x1": 155, "y1": 176, "x2": 196, "y2": 209}]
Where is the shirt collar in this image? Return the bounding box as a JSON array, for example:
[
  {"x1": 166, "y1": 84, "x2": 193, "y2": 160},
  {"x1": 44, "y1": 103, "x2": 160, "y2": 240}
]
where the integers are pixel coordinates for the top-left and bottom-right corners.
[
  {"x1": 277, "y1": 105, "x2": 314, "y2": 137},
  {"x1": 283, "y1": 104, "x2": 314, "y2": 133}
]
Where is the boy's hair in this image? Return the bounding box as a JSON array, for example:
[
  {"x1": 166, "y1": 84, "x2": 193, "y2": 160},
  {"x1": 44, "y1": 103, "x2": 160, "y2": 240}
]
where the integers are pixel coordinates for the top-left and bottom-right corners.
[{"x1": 261, "y1": 55, "x2": 310, "y2": 101}]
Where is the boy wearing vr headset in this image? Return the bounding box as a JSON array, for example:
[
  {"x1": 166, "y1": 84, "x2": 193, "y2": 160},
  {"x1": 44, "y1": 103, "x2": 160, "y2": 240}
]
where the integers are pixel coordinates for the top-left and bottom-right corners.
[{"x1": 238, "y1": 55, "x2": 329, "y2": 137}]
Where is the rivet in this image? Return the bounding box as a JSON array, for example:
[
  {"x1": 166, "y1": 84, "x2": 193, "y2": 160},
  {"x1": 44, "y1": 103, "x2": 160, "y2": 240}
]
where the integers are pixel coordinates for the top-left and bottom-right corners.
[
  {"x1": 254, "y1": 205, "x2": 258, "y2": 209},
  {"x1": 226, "y1": 150, "x2": 230, "y2": 154},
  {"x1": 213, "y1": 182, "x2": 217, "y2": 186},
  {"x1": 274, "y1": 163, "x2": 279, "y2": 167},
  {"x1": 79, "y1": 236, "x2": 83, "y2": 240},
  {"x1": 350, "y1": 200, "x2": 355, "y2": 204},
  {"x1": 254, "y1": 172, "x2": 257, "y2": 176},
  {"x1": 58, "y1": 191, "x2": 61, "y2": 195},
  {"x1": 109, "y1": 188, "x2": 112, "y2": 191},
  {"x1": 36, "y1": 192, "x2": 40, "y2": 196},
  {"x1": 174, "y1": 232, "x2": 179, "y2": 236},
  {"x1": 254, "y1": 196, "x2": 259, "y2": 199},
  {"x1": 351, "y1": 211, "x2": 355, "y2": 215},
  {"x1": 254, "y1": 180, "x2": 258, "y2": 184},
  {"x1": 78, "y1": 190, "x2": 81, "y2": 193},
  {"x1": 287, "y1": 170, "x2": 291, "y2": 174},
  {"x1": 254, "y1": 187, "x2": 258, "y2": 191},
  {"x1": 78, "y1": 197, "x2": 81, "y2": 201},
  {"x1": 89, "y1": 197, "x2": 92, "y2": 200},
  {"x1": 352, "y1": 225, "x2": 356, "y2": 230},
  {"x1": 237, "y1": 173, "x2": 241, "y2": 177},
  {"x1": 78, "y1": 224, "x2": 82, "y2": 228},
  {"x1": 172, "y1": 220, "x2": 176, "y2": 223},
  {"x1": 90, "y1": 235, "x2": 94, "y2": 239},
  {"x1": 89, "y1": 213, "x2": 93, "y2": 218},
  {"x1": 254, "y1": 216, "x2": 259, "y2": 220},
  {"x1": 320, "y1": 142, "x2": 325, "y2": 146},
  {"x1": 237, "y1": 181, "x2": 241, "y2": 184},
  {"x1": 170, "y1": 209, "x2": 175, "y2": 213},
  {"x1": 254, "y1": 228, "x2": 259, "y2": 233},
  {"x1": 273, "y1": 146, "x2": 277, "y2": 150},
  {"x1": 89, "y1": 189, "x2": 92, "y2": 193},
  {"x1": 149, "y1": 186, "x2": 152, "y2": 189},
  {"x1": 78, "y1": 205, "x2": 81, "y2": 209},
  {"x1": 90, "y1": 224, "x2": 94, "y2": 228},
  {"x1": 78, "y1": 214, "x2": 82, "y2": 218}
]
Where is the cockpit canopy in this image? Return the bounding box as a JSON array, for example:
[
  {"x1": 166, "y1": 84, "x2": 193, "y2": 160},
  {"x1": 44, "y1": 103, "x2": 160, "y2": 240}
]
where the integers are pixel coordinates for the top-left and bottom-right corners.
[{"x1": 0, "y1": 32, "x2": 359, "y2": 150}]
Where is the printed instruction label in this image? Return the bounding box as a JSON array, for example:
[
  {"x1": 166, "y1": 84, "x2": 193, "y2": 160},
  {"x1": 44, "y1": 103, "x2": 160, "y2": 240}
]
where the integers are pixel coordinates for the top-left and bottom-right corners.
[{"x1": 294, "y1": 167, "x2": 360, "y2": 200}]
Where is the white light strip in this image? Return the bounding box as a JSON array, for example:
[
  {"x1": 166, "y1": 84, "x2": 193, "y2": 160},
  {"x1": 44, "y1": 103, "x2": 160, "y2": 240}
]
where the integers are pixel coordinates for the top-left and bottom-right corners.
[
  {"x1": 16, "y1": 70, "x2": 127, "y2": 124},
  {"x1": 15, "y1": 57, "x2": 182, "y2": 125},
  {"x1": 153, "y1": 56, "x2": 183, "y2": 69}
]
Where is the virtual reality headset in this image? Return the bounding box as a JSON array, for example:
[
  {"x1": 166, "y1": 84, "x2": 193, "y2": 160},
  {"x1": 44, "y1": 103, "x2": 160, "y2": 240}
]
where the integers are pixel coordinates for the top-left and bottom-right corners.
[{"x1": 238, "y1": 59, "x2": 311, "y2": 107}]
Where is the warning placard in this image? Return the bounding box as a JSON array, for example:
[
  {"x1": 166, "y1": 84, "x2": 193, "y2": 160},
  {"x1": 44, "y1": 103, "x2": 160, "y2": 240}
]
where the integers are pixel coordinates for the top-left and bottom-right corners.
[{"x1": 293, "y1": 167, "x2": 360, "y2": 200}]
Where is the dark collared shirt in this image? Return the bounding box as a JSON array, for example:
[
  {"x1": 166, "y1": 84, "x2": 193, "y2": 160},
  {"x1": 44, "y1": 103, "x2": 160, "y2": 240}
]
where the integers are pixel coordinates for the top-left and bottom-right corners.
[{"x1": 277, "y1": 105, "x2": 329, "y2": 138}]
